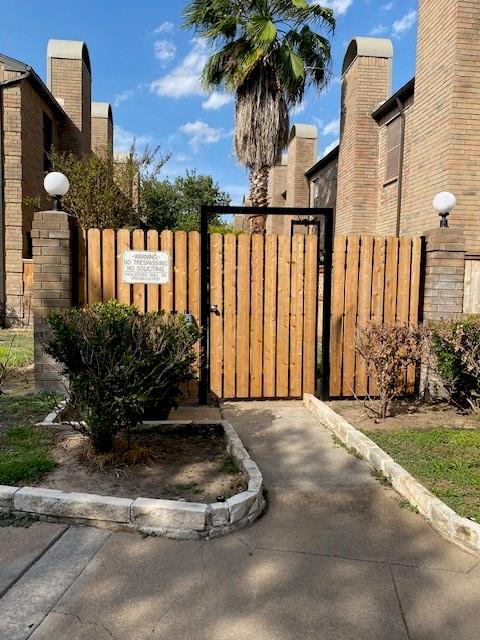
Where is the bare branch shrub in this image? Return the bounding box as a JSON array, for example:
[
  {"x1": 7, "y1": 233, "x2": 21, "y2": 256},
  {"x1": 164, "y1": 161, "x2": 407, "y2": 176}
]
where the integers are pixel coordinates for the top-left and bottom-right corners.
[{"x1": 355, "y1": 322, "x2": 429, "y2": 420}]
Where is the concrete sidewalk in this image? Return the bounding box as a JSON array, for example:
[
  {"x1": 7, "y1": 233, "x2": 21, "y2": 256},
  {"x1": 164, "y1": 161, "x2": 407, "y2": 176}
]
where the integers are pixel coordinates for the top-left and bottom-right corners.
[{"x1": 1, "y1": 401, "x2": 479, "y2": 639}]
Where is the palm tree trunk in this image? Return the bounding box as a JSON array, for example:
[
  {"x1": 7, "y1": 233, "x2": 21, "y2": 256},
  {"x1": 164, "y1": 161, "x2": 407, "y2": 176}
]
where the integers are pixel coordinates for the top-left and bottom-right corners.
[{"x1": 248, "y1": 165, "x2": 269, "y2": 234}]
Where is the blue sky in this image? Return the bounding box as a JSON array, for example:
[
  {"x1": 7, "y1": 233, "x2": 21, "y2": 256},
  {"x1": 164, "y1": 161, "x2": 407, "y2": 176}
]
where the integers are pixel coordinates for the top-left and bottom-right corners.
[{"x1": 0, "y1": 0, "x2": 418, "y2": 204}]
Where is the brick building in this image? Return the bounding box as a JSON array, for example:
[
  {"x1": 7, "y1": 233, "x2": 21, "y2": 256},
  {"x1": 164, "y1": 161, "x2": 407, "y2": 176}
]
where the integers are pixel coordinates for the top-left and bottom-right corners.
[
  {"x1": 0, "y1": 39, "x2": 113, "y2": 324},
  {"x1": 255, "y1": 0, "x2": 480, "y2": 255}
]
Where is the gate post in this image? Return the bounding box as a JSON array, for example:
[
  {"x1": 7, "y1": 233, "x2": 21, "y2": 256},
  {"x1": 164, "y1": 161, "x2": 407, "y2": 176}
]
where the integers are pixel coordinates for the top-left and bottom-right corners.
[
  {"x1": 422, "y1": 227, "x2": 466, "y2": 398},
  {"x1": 31, "y1": 210, "x2": 76, "y2": 394},
  {"x1": 423, "y1": 227, "x2": 465, "y2": 321}
]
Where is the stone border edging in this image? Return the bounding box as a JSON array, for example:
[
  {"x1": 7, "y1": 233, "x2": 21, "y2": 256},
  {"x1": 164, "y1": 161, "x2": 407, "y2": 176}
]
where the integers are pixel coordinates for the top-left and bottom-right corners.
[
  {"x1": 0, "y1": 420, "x2": 265, "y2": 540},
  {"x1": 303, "y1": 393, "x2": 480, "y2": 557}
]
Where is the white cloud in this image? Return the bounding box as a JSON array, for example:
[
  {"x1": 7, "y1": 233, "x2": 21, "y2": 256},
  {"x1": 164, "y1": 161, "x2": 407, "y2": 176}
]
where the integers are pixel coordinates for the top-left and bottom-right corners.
[
  {"x1": 179, "y1": 120, "x2": 229, "y2": 151},
  {"x1": 150, "y1": 38, "x2": 209, "y2": 98},
  {"x1": 322, "y1": 117, "x2": 340, "y2": 136},
  {"x1": 114, "y1": 125, "x2": 151, "y2": 152},
  {"x1": 381, "y1": 1, "x2": 395, "y2": 10},
  {"x1": 320, "y1": 0, "x2": 354, "y2": 16},
  {"x1": 175, "y1": 153, "x2": 191, "y2": 162},
  {"x1": 154, "y1": 40, "x2": 176, "y2": 63},
  {"x1": 323, "y1": 138, "x2": 339, "y2": 157},
  {"x1": 113, "y1": 89, "x2": 134, "y2": 107},
  {"x1": 291, "y1": 100, "x2": 308, "y2": 115},
  {"x1": 153, "y1": 21, "x2": 174, "y2": 34},
  {"x1": 202, "y1": 92, "x2": 233, "y2": 110},
  {"x1": 370, "y1": 24, "x2": 388, "y2": 36},
  {"x1": 392, "y1": 10, "x2": 417, "y2": 38}
]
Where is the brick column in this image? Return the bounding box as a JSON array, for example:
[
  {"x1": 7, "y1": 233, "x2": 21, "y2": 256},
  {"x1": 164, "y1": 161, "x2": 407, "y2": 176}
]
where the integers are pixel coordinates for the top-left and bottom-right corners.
[
  {"x1": 31, "y1": 210, "x2": 75, "y2": 393},
  {"x1": 423, "y1": 227, "x2": 465, "y2": 321}
]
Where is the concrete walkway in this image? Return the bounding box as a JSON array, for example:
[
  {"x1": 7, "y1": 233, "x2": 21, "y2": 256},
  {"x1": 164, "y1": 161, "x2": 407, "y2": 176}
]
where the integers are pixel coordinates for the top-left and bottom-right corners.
[{"x1": 1, "y1": 401, "x2": 480, "y2": 639}]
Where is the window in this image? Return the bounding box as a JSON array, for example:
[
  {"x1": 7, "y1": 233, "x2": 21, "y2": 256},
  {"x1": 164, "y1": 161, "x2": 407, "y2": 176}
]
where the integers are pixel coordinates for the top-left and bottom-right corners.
[
  {"x1": 43, "y1": 113, "x2": 53, "y2": 171},
  {"x1": 385, "y1": 116, "x2": 401, "y2": 181}
]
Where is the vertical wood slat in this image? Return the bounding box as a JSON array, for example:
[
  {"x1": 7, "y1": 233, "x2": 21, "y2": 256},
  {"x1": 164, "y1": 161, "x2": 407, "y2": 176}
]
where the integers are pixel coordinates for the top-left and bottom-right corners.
[
  {"x1": 276, "y1": 236, "x2": 291, "y2": 397},
  {"x1": 329, "y1": 236, "x2": 347, "y2": 397},
  {"x1": 303, "y1": 234, "x2": 318, "y2": 395},
  {"x1": 223, "y1": 234, "x2": 236, "y2": 398},
  {"x1": 160, "y1": 230, "x2": 173, "y2": 312},
  {"x1": 147, "y1": 230, "x2": 159, "y2": 312},
  {"x1": 369, "y1": 237, "x2": 387, "y2": 397},
  {"x1": 188, "y1": 231, "x2": 201, "y2": 397},
  {"x1": 342, "y1": 236, "x2": 360, "y2": 397},
  {"x1": 396, "y1": 237, "x2": 412, "y2": 323},
  {"x1": 174, "y1": 231, "x2": 187, "y2": 314},
  {"x1": 263, "y1": 235, "x2": 278, "y2": 397},
  {"x1": 87, "y1": 228, "x2": 102, "y2": 305},
  {"x1": 384, "y1": 236, "x2": 399, "y2": 323},
  {"x1": 210, "y1": 234, "x2": 223, "y2": 399},
  {"x1": 102, "y1": 229, "x2": 115, "y2": 303},
  {"x1": 236, "y1": 234, "x2": 250, "y2": 397},
  {"x1": 355, "y1": 236, "x2": 374, "y2": 396},
  {"x1": 250, "y1": 235, "x2": 264, "y2": 397},
  {"x1": 132, "y1": 229, "x2": 145, "y2": 312},
  {"x1": 116, "y1": 229, "x2": 131, "y2": 305},
  {"x1": 289, "y1": 234, "x2": 305, "y2": 397},
  {"x1": 77, "y1": 228, "x2": 87, "y2": 307},
  {"x1": 407, "y1": 236, "x2": 423, "y2": 392}
]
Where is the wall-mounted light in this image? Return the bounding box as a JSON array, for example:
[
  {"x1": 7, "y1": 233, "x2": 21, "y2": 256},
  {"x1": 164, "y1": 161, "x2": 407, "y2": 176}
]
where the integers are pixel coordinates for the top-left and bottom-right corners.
[
  {"x1": 44, "y1": 172, "x2": 70, "y2": 211},
  {"x1": 433, "y1": 191, "x2": 456, "y2": 228}
]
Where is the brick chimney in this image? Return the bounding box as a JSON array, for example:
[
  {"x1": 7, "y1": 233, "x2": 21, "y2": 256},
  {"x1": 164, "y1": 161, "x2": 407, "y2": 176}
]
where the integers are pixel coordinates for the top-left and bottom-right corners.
[
  {"x1": 406, "y1": 0, "x2": 480, "y2": 252},
  {"x1": 285, "y1": 124, "x2": 317, "y2": 208},
  {"x1": 91, "y1": 102, "x2": 113, "y2": 156},
  {"x1": 47, "y1": 39, "x2": 92, "y2": 155},
  {"x1": 336, "y1": 37, "x2": 393, "y2": 234},
  {"x1": 265, "y1": 154, "x2": 287, "y2": 233}
]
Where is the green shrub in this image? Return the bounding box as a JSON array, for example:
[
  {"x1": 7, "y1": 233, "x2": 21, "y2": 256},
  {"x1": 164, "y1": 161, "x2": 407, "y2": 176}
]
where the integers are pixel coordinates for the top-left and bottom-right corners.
[
  {"x1": 45, "y1": 301, "x2": 200, "y2": 453},
  {"x1": 429, "y1": 315, "x2": 480, "y2": 411}
]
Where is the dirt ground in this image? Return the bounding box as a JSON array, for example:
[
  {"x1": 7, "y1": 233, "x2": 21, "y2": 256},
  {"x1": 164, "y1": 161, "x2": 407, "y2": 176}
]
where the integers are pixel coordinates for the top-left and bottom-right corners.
[
  {"x1": 39, "y1": 423, "x2": 246, "y2": 502},
  {"x1": 326, "y1": 399, "x2": 480, "y2": 432}
]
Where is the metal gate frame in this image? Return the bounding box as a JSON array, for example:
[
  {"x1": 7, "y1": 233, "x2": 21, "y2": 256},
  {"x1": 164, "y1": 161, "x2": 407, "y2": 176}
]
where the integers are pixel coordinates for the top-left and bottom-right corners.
[{"x1": 199, "y1": 206, "x2": 334, "y2": 404}]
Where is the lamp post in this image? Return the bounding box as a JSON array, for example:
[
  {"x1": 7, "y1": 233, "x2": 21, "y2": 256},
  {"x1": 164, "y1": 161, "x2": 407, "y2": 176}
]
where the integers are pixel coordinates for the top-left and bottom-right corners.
[
  {"x1": 433, "y1": 191, "x2": 456, "y2": 228},
  {"x1": 43, "y1": 172, "x2": 70, "y2": 211}
]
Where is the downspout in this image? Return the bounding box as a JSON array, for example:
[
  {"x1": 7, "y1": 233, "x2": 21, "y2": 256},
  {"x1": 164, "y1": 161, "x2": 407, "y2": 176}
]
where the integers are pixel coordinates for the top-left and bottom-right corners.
[{"x1": 395, "y1": 97, "x2": 406, "y2": 238}]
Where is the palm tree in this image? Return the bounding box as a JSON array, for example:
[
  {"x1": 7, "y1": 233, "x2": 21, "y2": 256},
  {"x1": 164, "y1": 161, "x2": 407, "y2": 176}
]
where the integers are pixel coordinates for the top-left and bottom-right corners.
[{"x1": 183, "y1": 0, "x2": 335, "y2": 233}]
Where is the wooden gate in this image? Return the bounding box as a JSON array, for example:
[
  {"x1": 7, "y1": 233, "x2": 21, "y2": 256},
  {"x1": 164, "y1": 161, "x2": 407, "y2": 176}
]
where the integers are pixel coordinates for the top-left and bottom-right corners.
[
  {"x1": 329, "y1": 235, "x2": 423, "y2": 398},
  {"x1": 80, "y1": 229, "x2": 320, "y2": 400}
]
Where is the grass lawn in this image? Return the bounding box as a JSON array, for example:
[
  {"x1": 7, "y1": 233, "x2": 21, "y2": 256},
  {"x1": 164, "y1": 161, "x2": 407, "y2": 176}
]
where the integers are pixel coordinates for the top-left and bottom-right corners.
[
  {"x1": 0, "y1": 329, "x2": 33, "y2": 367},
  {"x1": 363, "y1": 429, "x2": 480, "y2": 522},
  {"x1": 0, "y1": 390, "x2": 56, "y2": 486}
]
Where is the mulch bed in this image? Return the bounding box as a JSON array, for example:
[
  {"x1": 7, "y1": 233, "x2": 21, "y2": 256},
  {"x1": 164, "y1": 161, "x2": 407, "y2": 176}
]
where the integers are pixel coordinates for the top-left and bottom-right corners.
[
  {"x1": 38, "y1": 423, "x2": 246, "y2": 503},
  {"x1": 326, "y1": 399, "x2": 480, "y2": 432}
]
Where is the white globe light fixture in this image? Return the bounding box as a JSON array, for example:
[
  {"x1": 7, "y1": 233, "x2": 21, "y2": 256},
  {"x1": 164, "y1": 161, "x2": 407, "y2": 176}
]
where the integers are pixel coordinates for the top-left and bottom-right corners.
[
  {"x1": 44, "y1": 172, "x2": 70, "y2": 211},
  {"x1": 433, "y1": 191, "x2": 456, "y2": 228}
]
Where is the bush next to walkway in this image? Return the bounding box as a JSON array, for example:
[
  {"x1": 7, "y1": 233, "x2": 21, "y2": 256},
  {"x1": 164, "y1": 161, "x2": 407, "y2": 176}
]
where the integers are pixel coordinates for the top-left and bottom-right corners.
[{"x1": 46, "y1": 301, "x2": 200, "y2": 453}]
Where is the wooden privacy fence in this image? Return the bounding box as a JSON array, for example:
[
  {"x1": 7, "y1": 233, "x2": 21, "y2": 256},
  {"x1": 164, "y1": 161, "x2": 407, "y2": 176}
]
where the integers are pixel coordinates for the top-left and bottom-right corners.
[
  {"x1": 329, "y1": 235, "x2": 423, "y2": 398},
  {"x1": 80, "y1": 229, "x2": 320, "y2": 400}
]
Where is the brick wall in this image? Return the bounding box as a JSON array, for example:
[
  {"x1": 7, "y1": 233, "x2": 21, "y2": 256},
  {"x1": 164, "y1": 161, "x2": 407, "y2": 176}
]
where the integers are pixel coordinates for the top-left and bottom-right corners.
[
  {"x1": 406, "y1": 0, "x2": 480, "y2": 251},
  {"x1": 336, "y1": 45, "x2": 392, "y2": 235},
  {"x1": 2, "y1": 84, "x2": 23, "y2": 323},
  {"x1": 285, "y1": 125, "x2": 317, "y2": 210},
  {"x1": 310, "y1": 154, "x2": 338, "y2": 210}
]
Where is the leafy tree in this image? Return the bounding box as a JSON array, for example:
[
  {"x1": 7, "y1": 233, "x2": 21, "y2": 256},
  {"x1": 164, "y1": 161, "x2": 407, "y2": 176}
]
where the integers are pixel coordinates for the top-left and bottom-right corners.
[
  {"x1": 142, "y1": 170, "x2": 231, "y2": 232},
  {"x1": 183, "y1": 0, "x2": 335, "y2": 233},
  {"x1": 49, "y1": 145, "x2": 170, "y2": 229}
]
